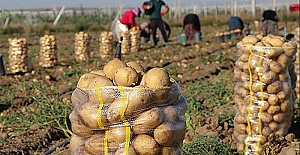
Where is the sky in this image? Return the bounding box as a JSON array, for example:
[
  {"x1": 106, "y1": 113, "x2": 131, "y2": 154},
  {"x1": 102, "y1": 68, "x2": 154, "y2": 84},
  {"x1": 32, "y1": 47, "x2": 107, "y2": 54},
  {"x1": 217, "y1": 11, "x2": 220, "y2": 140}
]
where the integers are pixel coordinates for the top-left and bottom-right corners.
[{"x1": 0, "y1": 0, "x2": 298, "y2": 10}]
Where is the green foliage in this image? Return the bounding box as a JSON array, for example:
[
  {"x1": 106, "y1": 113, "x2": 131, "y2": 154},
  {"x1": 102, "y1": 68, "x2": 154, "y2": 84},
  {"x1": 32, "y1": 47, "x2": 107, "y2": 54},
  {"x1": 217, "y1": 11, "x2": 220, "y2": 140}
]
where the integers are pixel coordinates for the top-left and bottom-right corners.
[
  {"x1": 0, "y1": 25, "x2": 25, "y2": 34},
  {"x1": 181, "y1": 134, "x2": 239, "y2": 155}
]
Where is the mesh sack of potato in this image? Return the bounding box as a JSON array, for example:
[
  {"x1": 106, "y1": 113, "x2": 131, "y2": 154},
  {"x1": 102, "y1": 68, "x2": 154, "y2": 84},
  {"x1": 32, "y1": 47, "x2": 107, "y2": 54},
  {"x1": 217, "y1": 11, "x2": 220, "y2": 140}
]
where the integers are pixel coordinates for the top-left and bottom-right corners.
[
  {"x1": 8, "y1": 37, "x2": 29, "y2": 74},
  {"x1": 233, "y1": 34, "x2": 297, "y2": 154},
  {"x1": 74, "y1": 31, "x2": 90, "y2": 62},
  {"x1": 69, "y1": 59, "x2": 187, "y2": 155},
  {"x1": 293, "y1": 27, "x2": 300, "y2": 98},
  {"x1": 39, "y1": 34, "x2": 57, "y2": 68},
  {"x1": 99, "y1": 31, "x2": 114, "y2": 58},
  {"x1": 121, "y1": 31, "x2": 131, "y2": 54},
  {"x1": 130, "y1": 27, "x2": 140, "y2": 53}
]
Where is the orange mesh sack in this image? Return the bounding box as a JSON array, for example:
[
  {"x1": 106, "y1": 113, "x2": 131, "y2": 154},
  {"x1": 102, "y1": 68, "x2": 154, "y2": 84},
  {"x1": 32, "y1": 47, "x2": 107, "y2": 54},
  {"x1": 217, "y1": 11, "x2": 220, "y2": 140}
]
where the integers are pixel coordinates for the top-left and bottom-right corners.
[
  {"x1": 69, "y1": 59, "x2": 187, "y2": 155},
  {"x1": 233, "y1": 34, "x2": 297, "y2": 154}
]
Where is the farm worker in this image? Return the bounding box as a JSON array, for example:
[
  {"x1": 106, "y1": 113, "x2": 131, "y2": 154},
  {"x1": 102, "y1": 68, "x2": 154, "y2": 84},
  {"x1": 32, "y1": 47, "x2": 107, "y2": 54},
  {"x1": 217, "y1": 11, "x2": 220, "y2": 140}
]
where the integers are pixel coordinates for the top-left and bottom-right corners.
[
  {"x1": 140, "y1": 21, "x2": 171, "y2": 43},
  {"x1": 144, "y1": 0, "x2": 169, "y2": 47},
  {"x1": 183, "y1": 13, "x2": 201, "y2": 41},
  {"x1": 112, "y1": 7, "x2": 142, "y2": 41},
  {"x1": 260, "y1": 10, "x2": 279, "y2": 36},
  {"x1": 227, "y1": 16, "x2": 244, "y2": 35}
]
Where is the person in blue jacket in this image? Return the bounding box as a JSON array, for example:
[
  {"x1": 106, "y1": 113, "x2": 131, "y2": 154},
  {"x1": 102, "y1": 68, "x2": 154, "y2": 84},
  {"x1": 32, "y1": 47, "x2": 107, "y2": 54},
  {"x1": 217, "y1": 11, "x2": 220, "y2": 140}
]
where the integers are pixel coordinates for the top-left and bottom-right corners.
[{"x1": 228, "y1": 16, "x2": 245, "y2": 34}]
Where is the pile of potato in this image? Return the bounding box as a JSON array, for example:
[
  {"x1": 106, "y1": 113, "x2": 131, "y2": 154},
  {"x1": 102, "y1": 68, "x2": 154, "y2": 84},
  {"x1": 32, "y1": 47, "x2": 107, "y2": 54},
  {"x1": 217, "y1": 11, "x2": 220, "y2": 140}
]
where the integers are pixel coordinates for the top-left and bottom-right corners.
[
  {"x1": 121, "y1": 31, "x2": 130, "y2": 54},
  {"x1": 8, "y1": 38, "x2": 29, "y2": 73},
  {"x1": 69, "y1": 59, "x2": 187, "y2": 155},
  {"x1": 74, "y1": 32, "x2": 90, "y2": 62},
  {"x1": 129, "y1": 27, "x2": 140, "y2": 53},
  {"x1": 39, "y1": 34, "x2": 57, "y2": 68},
  {"x1": 99, "y1": 31, "x2": 114, "y2": 58},
  {"x1": 294, "y1": 27, "x2": 299, "y2": 98},
  {"x1": 233, "y1": 34, "x2": 297, "y2": 154}
]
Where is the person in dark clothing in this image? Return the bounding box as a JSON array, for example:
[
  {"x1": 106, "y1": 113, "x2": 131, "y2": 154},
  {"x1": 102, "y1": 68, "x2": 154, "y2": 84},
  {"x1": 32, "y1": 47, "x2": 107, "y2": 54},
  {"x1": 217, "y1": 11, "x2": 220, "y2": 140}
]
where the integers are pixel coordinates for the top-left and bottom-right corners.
[
  {"x1": 140, "y1": 20, "x2": 171, "y2": 41},
  {"x1": 183, "y1": 13, "x2": 201, "y2": 40},
  {"x1": 261, "y1": 10, "x2": 279, "y2": 36},
  {"x1": 228, "y1": 16, "x2": 244, "y2": 31},
  {"x1": 145, "y1": 0, "x2": 169, "y2": 46}
]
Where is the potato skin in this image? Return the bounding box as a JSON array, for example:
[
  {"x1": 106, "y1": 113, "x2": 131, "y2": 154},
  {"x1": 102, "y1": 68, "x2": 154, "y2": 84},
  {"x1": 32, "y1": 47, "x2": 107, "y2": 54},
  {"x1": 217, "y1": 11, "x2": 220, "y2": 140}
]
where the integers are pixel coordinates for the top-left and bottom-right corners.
[
  {"x1": 114, "y1": 67, "x2": 139, "y2": 87},
  {"x1": 114, "y1": 146, "x2": 137, "y2": 155},
  {"x1": 154, "y1": 121, "x2": 186, "y2": 147},
  {"x1": 103, "y1": 59, "x2": 126, "y2": 80},
  {"x1": 133, "y1": 134, "x2": 161, "y2": 155},
  {"x1": 132, "y1": 107, "x2": 164, "y2": 134}
]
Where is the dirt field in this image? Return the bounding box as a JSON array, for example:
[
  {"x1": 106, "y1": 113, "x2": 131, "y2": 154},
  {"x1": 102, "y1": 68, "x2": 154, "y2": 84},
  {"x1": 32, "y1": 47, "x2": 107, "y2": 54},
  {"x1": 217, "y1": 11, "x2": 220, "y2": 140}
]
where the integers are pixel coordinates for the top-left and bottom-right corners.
[{"x1": 0, "y1": 23, "x2": 300, "y2": 155}]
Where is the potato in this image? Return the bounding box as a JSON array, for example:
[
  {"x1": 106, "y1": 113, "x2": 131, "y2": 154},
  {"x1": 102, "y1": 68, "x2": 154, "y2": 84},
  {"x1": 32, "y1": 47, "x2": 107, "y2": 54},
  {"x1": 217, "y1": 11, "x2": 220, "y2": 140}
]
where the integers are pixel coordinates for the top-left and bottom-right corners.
[
  {"x1": 267, "y1": 105, "x2": 281, "y2": 115},
  {"x1": 126, "y1": 61, "x2": 144, "y2": 73},
  {"x1": 269, "y1": 61, "x2": 283, "y2": 73},
  {"x1": 268, "y1": 94, "x2": 279, "y2": 105},
  {"x1": 154, "y1": 121, "x2": 186, "y2": 146},
  {"x1": 242, "y1": 35, "x2": 260, "y2": 45},
  {"x1": 261, "y1": 70, "x2": 278, "y2": 84},
  {"x1": 161, "y1": 147, "x2": 180, "y2": 155},
  {"x1": 69, "y1": 110, "x2": 94, "y2": 137},
  {"x1": 141, "y1": 68, "x2": 171, "y2": 88},
  {"x1": 277, "y1": 54, "x2": 292, "y2": 69},
  {"x1": 261, "y1": 112, "x2": 273, "y2": 123},
  {"x1": 108, "y1": 126, "x2": 132, "y2": 144},
  {"x1": 114, "y1": 67, "x2": 139, "y2": 87},
  {"x1": 268, "y1": 38, "x2": 284, "y2": 47},
  {"x1": 265, "y1": 48, "x2": 284, "y2": 58},
  {"x1": 90, "y1": 69, "x2": 105, "y2": 76},
  {"x1": 255, "y1": 42, "x2": 265, "y2": 46},
  {"x1": 69, "y1": 134, "x2": 86, "y2": 153},
  {"x1": 77, "y1": 73, "x2": 111, "y2": 88},
  {"x1": 277, "y1": 91, "x2": 287, "y2": 101},
  {"x1": 280, "y1": 99, "x2": 292, "y2": 113},
  {"x1": 282, "y1": 42, "x2": 296, "y2": 57},
  {"x1": 235, "y1": 60, "x2": 245, "y2": 70},
  {"x1": 269, "y1": 121, "x2": 279, "y2": 131},
  {"x1": 88, "y1": 75, "x2": 114, "y2": 88},
  {"x1": 267, "y1": 81, "x2": 282, "y2": 94},
  {"x1": 255, "y1": 92, "x2": 269, "y2": 101},
  {"x1": 132, "y1": 107, "x2": 164, "y2": 134},
  {"x1": 278, "y1": 72, "x2": 289, "y2": 81},
  {"x1": 234, "y1": 68, "x2": 243, "y2": 79},
  {"x1": 235, "y1": 113, "x2": 247, "y2": 124},
  {"x1": 133, "y1": 134, "x2": 161, "y2": 155},
  {"x1": 71, "y1": 88, "x2": 90, "y2": 107},
  {"x1": 85, "y1": 133, "x2": 118, "y2": 154},
  {"x1": 235, "y1": 124, "x2": 246, "y2": 134},
  {"x1": 107, "y1": 89, "x2": 153, "y2": 123},
  {"x1": 103, "y1": 59, "x2": 127, "y2": 80},
  {"x1": 262, "y1": 127, "x2": 273, "y2": 137},
  {"x1": 163, "y1": 105, "x2": 182, "y2": 122},
  {"x1": 239, "y1": 53, "x2": 250, "y2": 62},
  {"x1": 262, "y1": 41, "x2": 273, "y2": 47},
  {"x1": 282, "y1": 81, "x2": 292, "y2": 94},
  {"x1": 114, "y1": 146, "x2": 137, "y2": 155},
  {"x1": 252, "y1": 81, "x2": 266, "y2": 93},
  {"x1": 77, "y1": 102, "x2": 109, "y2": 129},
  {"x1": 273, "y1": 113, "x2": 285, "y2": 123},
  {"x1": 257, "y1": 100, "x2": 269, "y2": 111}
]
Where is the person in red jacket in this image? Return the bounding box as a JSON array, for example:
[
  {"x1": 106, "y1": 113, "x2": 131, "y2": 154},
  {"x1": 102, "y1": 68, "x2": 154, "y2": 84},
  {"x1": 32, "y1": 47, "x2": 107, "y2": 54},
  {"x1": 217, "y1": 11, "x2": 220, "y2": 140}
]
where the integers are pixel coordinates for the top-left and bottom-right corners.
[{"x1": 112, "y1": 7, "x2": 141, "y2": 40}]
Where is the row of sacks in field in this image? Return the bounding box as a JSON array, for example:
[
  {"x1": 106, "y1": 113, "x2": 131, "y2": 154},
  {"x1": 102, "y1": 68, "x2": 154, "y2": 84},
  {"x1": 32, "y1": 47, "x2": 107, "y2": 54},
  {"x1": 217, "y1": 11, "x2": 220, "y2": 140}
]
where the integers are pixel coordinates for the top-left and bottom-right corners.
[
  {"x1": 5, "y1": 30, "x2": 141, "y2": 74},
  {"x1": 232, "y1": 33, "x2": 298, "y2": 154},
  {"x1": 69, "y1": 59, "x2": 188, "y2": 155}
]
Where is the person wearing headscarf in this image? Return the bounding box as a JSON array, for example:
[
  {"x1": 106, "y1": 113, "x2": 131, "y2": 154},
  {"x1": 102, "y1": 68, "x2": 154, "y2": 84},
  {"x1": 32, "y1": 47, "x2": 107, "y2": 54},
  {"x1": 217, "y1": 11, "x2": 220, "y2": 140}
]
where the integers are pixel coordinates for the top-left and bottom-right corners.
[
  {"x1": 183, "y1": 13, "x2": 201, "y2": 40},
  {"x1": 112, "y1": 7, "x2": 142, "y2": 40},
  {"x1": 261, "y1": 10, "x2": 279, "y2": 36}
]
